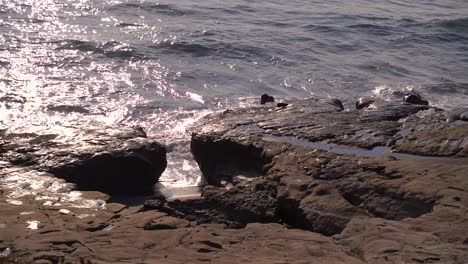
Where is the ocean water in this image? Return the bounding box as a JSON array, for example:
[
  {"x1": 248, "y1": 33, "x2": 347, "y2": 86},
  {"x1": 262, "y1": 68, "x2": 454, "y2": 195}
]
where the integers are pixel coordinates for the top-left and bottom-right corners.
[{"x1": 1, "y1": 0, "x2": 468, "y2": 192}]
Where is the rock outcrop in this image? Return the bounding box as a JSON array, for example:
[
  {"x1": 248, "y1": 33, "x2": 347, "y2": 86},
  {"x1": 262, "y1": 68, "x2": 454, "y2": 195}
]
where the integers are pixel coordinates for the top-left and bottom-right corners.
[
  {"x1": 188, "y1": 97, "x2": 468, "y2": 263},
  {"x1": 0, "y1": 126, "x2": 167, "y2": 194},
  {"x1": 2, "y1": 97, "x2": 468, "y2": 263},
  {"x1": 0, "y1": 196, "x2": 363, "y2": 263}
]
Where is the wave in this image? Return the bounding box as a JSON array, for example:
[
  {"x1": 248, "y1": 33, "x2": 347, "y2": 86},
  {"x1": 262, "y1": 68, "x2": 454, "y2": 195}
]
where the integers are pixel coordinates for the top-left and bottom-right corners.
[
  {"x1": 355, "y1": 61, "x2": 415, "y2": 78},
  {"x1": 56, "y1": 38, "x2": 271, "y2": 61},
  {"x1": 56, "y1": 40, "x2": 146, "y2": 60},
  {"x1": 56, "y1": 40, "x2": 98, "y2": 52},
  {"x1": 117, "y1": 22, "x2": 144, "y2": 28},
  {"x1": 423, "y1": 83, "x2": 468, "y2": 96},
  {"x1": 347, "y1": 23, "x2": 396, "y2": 36},
  {"x1": 108, "y1": 3, "x2": 190, "y2": 16},
  {"x1": 436, "y1": 17, "x2": 468, "y2": 31},
  {"x1": 150, "y1": 41, "x2": 269, "y2": 60},
  {"x1": 152, "y1": 42, "x2": 214, "y2": 57},
  {"x1": 302, "y1": 24, "x2": 343, "y2": 33}
]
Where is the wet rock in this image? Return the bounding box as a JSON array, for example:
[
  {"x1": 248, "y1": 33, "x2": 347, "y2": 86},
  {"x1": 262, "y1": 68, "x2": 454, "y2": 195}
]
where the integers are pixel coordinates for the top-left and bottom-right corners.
[
  {"x1": 276, "y1": 102, "x2": 288, "y2": 108},
  {"x1": 0, "y1": 126, "x2": 167, "y2": 194},
  {"x1": 201, "y1": 179, "x2": 278, "y2": 224},
  {"x1": 462, "y1": 112, "x2": 468, "y2": 121},
  {"x1": 359, "y1": 103, "x2": 429, "y2": 121},
  {"x1": 447, "y1": 108, "x2": 468, "y2": 122},
  {"x1": 2, "y1": 96, "x2": 468, "y2": 263},
  {"x1": 190, "y1": 136, "x2": 266, "y2": 186},
  {"x1": 143, "y1": 216, "x2": 191, "y2": 230},
  {"x1": 356, "y1": 98, "x2": 375, "y2": 110},
  {"x1": 147, "y1": 182, "x2": 278, "y2": 228},
  {"x1": 402, "y1": 91, "x2": 429, "y2": 105},
  {"x1": 188, "y1": 97, "x2": 468, "y2": 261},
  {"x1": 328, "y1": 98, "x2": 344, "y2": 111},
  {"x1": 260, "y1": 93, "x2": 274, "y2": 104},
  {"x1": 140, "y1": 195, "x2": 168, "y2": 211}
]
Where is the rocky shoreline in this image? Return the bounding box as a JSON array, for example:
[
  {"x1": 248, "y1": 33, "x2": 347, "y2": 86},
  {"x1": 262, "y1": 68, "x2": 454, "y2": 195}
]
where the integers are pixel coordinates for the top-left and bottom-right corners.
[{"x1": 1, "y1": 94, "x2": 467, "y2": 263}]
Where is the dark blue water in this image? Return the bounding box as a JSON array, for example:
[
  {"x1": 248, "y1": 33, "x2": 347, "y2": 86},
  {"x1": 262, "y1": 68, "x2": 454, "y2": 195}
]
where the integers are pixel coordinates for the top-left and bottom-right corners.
[{"x1": 1, "y1": 0, "x2": 468, "y2": 188}]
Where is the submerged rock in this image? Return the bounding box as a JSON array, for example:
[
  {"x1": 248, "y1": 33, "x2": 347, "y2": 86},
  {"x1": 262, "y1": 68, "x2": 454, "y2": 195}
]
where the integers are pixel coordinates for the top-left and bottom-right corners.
[{"x1": 0, "y1": 126, "x2": 167, "y2": 194}]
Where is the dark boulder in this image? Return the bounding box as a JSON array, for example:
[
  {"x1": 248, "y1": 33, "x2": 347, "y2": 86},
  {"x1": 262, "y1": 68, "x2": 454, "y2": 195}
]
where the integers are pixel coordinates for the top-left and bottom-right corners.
[
  {"x1": 49, "y1": 141, "x2": 166, "y2": 194},
  {"x1": 328, "y1": 98, "x2": 344, "y2": 111},
  {"x1": 0, "y1": 126, "x2": 167, "y2": 194},
  {"x1": 403, "y1": 91, "x2": 429, "y2": 105},
  {"x1": 355, "y1": 98, "x2": 375, "y2": 110},
  {"x1": 260, "y1": 94, "x2": 275, "y2": 105},
  {"x1": 190, "y1": 135, "x2": 266, "y2": 186},
  {"x1": 276, "y1": 102, "x2": 288, "y2": 108}
]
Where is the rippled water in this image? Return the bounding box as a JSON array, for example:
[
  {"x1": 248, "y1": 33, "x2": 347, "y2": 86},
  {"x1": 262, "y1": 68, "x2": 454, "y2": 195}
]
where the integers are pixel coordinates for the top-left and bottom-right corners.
[{"x1": 1, "y1": 0, "x2": 468, "y2": 189}]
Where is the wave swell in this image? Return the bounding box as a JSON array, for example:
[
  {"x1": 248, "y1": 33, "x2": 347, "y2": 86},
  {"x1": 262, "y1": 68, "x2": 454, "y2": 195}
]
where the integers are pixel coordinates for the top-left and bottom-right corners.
[{"x1": 56, "y1": 40, "x2": 146, "y2": 60}]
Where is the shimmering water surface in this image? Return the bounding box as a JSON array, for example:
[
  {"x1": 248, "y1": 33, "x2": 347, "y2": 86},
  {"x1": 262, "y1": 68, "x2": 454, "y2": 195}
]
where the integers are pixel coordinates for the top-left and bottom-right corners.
[{"x1": 1, "y1": 0, "x2": 468, "y2": 189}]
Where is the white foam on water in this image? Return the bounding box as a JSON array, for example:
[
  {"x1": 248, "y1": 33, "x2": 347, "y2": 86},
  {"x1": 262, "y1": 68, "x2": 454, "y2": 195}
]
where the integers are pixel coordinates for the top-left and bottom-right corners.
[
  {"x1": 186, "y1": 91, "x2": 205, "y2": 104},
  {"x1": 0, "y1": 247, "x2": 11, "y2": 257},
  {"x1": 370, "y1": 85, "x2": 468, "y2": 111},
  {"x1": 1, "y1": 166, "x2": 107, "y2": 211}
]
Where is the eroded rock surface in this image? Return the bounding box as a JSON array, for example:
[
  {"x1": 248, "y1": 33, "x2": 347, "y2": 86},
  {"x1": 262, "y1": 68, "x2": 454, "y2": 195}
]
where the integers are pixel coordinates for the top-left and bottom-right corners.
[
  {"x1": 1, "y1": 98, "x2": 468, "y2": 263},
  {"x1": 0, "y1": 196, "x2": 363, "y2": 263},
  {"x1": 188, "y1": 97, "x2": 468, "y2": 263}
]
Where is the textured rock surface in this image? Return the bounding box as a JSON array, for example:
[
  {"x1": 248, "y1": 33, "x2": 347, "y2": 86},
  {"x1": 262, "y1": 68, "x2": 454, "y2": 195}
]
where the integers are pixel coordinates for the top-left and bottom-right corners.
[
  {"x1": 189, "y1": 97, "x2": 468, "y2": 263},
  {"x1": 2, "y1": 97, "x2": 468, "y2": 263},
  {"x1": 0, "y1": 197, "x2": 363, "y2": 263},
  {"x1": 0, "y1": 126, "x2": 167, "y2": 194}
]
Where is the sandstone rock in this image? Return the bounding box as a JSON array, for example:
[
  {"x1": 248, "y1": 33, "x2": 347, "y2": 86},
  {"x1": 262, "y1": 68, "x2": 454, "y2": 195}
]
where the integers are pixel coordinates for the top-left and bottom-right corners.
[
  {"x1": 188, "y1": 97, "x2": 468, "y2": 262},
  {"x1": 2, "y1": 97, "x2": 468, "y2": 263},
  {"x1": 0, "y1": 197, "x2": 363, "y2": 263},
  {"x1": 143, "y1": 216, "x2": 191, "y2": 230}
]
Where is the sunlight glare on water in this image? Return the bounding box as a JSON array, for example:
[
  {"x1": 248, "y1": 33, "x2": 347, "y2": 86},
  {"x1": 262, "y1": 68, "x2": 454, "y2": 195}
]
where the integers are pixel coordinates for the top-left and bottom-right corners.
[{"x1": 1, "y1": 0, "x2": 468, "y2": 190}]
